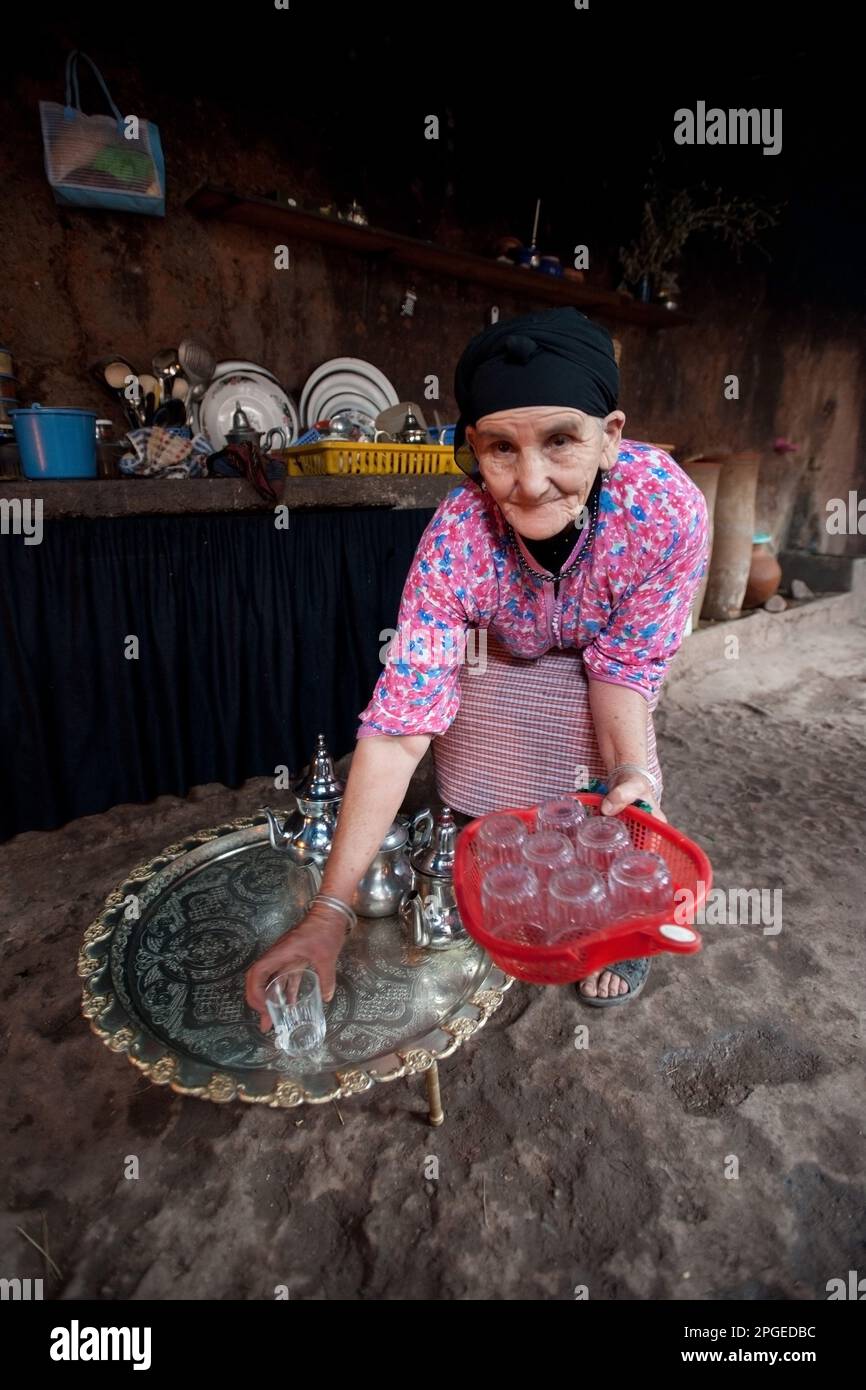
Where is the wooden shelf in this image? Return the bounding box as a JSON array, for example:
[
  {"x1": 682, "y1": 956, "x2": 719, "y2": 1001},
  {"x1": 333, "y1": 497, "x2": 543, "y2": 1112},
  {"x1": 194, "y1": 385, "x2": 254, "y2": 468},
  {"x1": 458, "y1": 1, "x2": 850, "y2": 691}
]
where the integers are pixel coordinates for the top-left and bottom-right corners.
[{"x1": 187, "y1": 186, "x2": 690, "y2": 329}]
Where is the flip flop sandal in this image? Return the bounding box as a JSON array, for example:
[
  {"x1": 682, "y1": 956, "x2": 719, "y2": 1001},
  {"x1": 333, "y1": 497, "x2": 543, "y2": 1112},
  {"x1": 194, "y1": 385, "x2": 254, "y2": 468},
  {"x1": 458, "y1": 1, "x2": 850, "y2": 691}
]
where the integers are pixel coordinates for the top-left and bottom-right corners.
[{"x1": 576, "y1": 956, "x2": 652, "y2": 1008}]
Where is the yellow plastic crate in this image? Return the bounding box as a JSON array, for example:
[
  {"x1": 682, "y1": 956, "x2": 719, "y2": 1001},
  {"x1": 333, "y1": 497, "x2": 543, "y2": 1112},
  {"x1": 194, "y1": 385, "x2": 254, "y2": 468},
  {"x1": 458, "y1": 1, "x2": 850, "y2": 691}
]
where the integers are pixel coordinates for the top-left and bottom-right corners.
[{"x1": 281, "y1": 441, "x2": 463, "y2": 477}]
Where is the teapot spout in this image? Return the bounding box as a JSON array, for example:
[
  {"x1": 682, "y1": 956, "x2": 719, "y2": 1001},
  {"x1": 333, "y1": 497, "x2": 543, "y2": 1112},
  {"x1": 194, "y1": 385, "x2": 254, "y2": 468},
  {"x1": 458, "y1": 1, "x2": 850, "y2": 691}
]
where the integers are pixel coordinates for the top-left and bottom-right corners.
[
  {"x1": 399, "y1": 891, "x2": 428, "y2": 948},
  {"x1": 262, "y1": 806, "x2": 291, "y2": 851}
]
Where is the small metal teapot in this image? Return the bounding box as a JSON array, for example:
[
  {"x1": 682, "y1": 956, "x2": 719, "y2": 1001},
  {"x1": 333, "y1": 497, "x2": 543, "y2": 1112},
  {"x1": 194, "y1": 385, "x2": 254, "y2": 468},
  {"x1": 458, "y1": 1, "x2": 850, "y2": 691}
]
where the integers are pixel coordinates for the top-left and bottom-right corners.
[
  {"x1": 263, "y1": 733, "x2": 344, "y2": 865},
  {"x1": 226, "y1": 401, "x2": 286, "y2": 452},
  {"x1": 304, "y1": 808, "x2": 434, "y2": 917},
  {"x1": 399, "y1": 807, "x2": 469, "y2": 950},
  {"x1": 395, "y1": 409, "x2": 427, "y2": 445}
]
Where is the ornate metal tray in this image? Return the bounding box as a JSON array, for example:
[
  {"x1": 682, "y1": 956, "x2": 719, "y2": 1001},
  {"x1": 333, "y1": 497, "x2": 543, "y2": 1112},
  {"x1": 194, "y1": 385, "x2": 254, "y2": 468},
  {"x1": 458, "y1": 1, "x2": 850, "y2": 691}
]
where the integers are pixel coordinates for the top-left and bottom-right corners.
[{"x1": 79, "y1": 817, "x2": 512, "y2": 1108}]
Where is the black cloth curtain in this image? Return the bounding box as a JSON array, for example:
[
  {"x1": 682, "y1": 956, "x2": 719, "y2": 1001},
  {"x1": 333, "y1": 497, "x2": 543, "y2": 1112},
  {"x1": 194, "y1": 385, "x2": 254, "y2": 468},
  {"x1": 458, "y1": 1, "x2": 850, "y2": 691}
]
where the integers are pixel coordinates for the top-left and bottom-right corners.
[{"x1": 0, "y1": 508, "x2": 435, "y2": 840}]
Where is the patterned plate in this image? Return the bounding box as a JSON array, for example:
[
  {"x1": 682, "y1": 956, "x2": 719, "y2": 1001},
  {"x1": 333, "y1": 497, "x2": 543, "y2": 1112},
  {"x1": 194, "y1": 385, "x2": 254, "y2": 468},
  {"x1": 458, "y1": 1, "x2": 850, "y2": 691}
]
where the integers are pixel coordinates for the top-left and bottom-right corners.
[{"x1": 79, "y1": 818, "x2": 511, "y2": 1108}]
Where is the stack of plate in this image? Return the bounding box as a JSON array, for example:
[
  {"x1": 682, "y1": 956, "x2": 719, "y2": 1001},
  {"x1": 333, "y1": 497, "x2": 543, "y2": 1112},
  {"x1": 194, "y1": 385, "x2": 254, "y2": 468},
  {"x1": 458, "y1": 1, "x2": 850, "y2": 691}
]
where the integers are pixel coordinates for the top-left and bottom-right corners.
[
  {"x1": 300, "y1": 357, "x2": 399, "y2": 429},
  {"x1": 194, "y1": 360, "x2": 300, "y2": 450}
]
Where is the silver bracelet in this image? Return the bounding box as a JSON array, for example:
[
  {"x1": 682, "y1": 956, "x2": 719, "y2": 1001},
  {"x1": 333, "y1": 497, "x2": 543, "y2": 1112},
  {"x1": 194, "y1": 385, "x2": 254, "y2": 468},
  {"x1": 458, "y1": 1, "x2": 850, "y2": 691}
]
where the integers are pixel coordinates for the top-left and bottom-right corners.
[
  {"x1": 610, "y1": 763, "x2": 661, "y2": 800},
  {"x1": 309, "y1": 892, "x2": 357, "y2": 934}
]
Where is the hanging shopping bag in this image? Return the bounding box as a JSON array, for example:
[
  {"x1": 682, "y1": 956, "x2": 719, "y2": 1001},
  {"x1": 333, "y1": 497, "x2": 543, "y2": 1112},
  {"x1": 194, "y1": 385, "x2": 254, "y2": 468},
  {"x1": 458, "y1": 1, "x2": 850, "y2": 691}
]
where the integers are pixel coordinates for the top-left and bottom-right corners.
[{"x1": 39, "y1": 51, "x2": 165, "y2": 216}]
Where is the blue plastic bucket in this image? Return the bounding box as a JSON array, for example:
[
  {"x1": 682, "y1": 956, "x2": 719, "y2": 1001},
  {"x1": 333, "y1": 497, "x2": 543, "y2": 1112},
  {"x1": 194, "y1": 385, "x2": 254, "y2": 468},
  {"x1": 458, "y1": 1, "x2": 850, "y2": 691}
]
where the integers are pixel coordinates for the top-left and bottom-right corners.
[{"x1": 10, "y1": 404, "x2": 98, "y2": 478}]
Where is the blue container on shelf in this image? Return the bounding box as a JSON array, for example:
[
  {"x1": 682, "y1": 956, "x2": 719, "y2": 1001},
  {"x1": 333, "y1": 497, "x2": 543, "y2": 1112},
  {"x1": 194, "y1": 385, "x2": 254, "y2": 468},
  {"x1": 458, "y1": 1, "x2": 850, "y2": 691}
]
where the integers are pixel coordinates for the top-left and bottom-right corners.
[{"x1": 10, "y1": 404, "x2": 98, "y2": 478}]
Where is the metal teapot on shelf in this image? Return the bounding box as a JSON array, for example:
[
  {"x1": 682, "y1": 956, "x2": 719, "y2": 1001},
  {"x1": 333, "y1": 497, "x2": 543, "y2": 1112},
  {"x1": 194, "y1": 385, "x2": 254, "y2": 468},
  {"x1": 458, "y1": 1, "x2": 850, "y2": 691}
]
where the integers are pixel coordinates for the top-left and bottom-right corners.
[
  {"x1": 399, "y1": 807, "x2": 469, "y2": 950},
  {"x1": 305, "y1": 807, "x2": 434, "y2": 918},
  {"x1": 226, "y1": 401, "x2": 286, "y2": 452},
  {"x1": 263, "y1": 733, "x2": 344, "y2": 866}
]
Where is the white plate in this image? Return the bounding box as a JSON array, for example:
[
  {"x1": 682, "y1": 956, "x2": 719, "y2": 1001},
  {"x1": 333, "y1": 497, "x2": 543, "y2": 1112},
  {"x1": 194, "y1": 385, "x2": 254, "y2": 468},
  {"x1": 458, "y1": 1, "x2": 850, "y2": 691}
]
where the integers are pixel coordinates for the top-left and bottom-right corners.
[
  {"x1": 311, "y1": 393, "x2": 382, "y2": 425},
  {"x1": 213, "y1": 360, "x2": 280, "y2": 383},
  {"x1": 300, "y1": 357, "x2": 398, "y2": 426},
  {"x1": 198, "y1": 372, "x2": 299, "y2": 448},
  {"x1": 308, "y1": 370, "x2": 391, "y2": 420}
]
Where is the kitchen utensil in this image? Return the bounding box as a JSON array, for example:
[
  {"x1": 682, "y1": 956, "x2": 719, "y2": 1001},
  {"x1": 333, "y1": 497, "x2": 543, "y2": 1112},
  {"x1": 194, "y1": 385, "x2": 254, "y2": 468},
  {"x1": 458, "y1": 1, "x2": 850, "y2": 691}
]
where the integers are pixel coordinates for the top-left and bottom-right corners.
[
  {"x1": 399, "y1": 807, "x2": 468, "y2": 951},
  {"x1": 263, "y1": 734, "x2": 345, "y2": 866},
  {"x1": 90, "y1": 356, "x2": 144, "y2": 428},
  {"x1": 304, "y1": 808, "x2": 434, "y2": 919},
  {"x1": 0, "y1": 375, "x2": 19, "y2": 402},
  {"x1": 480, "y1": 863, "x2": 545, "y2": 946},
  {"x1": 576, "y1": 817, "x2": 631, "y2": 873},
  {"x1": 473, "y1": 813, "x2": 529, "y2": 869},
  {"x1": 171, "y1": 376, "x2": 189, "y2": 400},
  {"x1": 344, "y1": 808, "x2": 433, "y2": 918},
  {"x1": 265, "y1": 968, "x2": 326, "y2": 1057},
  {"x1": 374, "y1": 401, "x2": 428, "y2": 439},
  {"x1": 306, "y1": 373, "x2": 392, "y2": 426},
  {"x1": 608, "y1": 850, "x2": 673, "y2": 918},
  {"x1": 454, "y1": 795, "x2": 710, "y2": 986},
  {"x1": 300, "y1": 357, "x2": 398, "y2": 429},
  {"x1": 521, "y1": 831, "x2": 575, "y2": 887},
  {"x1": 198, "y1": 372, "x2": 298, "y2": 449},
  {"x1": 546, "y1": 866, "x2": 609, "y2": 941},
  {"x1": 395, "y1": 409, "x2": 428, "y2": 445},
  {"x1": 536, "y1": 797, "x2": 587, "y2": 848},
  {"x1": 153, "y1": 397, "x2": 188, "y2": 429},
  {"x1": 178, "y1": 337, "x2": 215, "y2": 389},
  {"x1": 152, "y1": 348, "x2": 184, "y2": 405},
  {"x1": 320, "y1": 408, "x2": 376, "y2": 442},
  {"x1": 11, "y1": 404, "x2": 98, "y2": 478},
  {"x1": 212, "y1": 360, "x2": 280, "y2": 382}
]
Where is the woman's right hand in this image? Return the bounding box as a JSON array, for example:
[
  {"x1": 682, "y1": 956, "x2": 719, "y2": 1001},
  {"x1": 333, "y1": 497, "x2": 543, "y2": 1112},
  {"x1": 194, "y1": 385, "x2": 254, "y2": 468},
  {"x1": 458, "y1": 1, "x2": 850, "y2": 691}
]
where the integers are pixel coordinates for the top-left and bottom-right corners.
[{"x1": 244, "y1": 908, "x2": 347, "y2": 1033}]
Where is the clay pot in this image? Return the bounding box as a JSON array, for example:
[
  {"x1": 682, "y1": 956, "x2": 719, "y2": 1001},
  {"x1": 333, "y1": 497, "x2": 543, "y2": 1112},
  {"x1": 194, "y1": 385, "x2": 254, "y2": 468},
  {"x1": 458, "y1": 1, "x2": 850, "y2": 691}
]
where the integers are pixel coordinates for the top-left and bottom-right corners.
[
  {"x1": 701, "y1": 453, "x2": 760, "y2": 621},
  {"x1": 743, "y1": 534, "x2": 782, "y2": 608},
  {"x1": 681, "y1": 458, "x2": 723, "y2": 627}
]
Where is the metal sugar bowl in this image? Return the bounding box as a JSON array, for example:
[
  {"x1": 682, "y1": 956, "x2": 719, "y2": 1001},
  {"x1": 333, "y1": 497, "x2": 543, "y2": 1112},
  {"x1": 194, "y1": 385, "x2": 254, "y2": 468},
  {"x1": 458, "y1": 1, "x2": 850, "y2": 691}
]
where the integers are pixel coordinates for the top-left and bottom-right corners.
[
  {"x1": 263, "y1": 733, "x2": 344, "y2": 866},
  {"x1": 399, "y1": 807, "x2": 469, "y2": 950}
]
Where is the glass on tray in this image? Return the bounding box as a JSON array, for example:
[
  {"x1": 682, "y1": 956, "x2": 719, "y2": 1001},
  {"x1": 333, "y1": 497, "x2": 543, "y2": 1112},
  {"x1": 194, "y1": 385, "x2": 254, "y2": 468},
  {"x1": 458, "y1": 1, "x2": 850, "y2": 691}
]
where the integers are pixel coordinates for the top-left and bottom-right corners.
[
  {"x1": 536, "y1": 797, "x2": 587, "y2": 848},
  {"x1": 474, "y1": 812, "x2": 529, "y2": 869},
  {"x1": 265, "y1": 967, "x2": 327, "y2": 1057},
  {"x1": 520, "y1": 830, "x2": 575, "y2": 889},
  {"x1": 546, "y1": 866, "x2": 610, "y2": 942},
  {"x1": 576, "y1": 816, "x2": 632, "y2": 872},
  {"x1": 480, "y1": 862, "x2": 547, "y2": 946},
  {"x1": 608, "y1": 849, "x2": 673, "y2": 917}
]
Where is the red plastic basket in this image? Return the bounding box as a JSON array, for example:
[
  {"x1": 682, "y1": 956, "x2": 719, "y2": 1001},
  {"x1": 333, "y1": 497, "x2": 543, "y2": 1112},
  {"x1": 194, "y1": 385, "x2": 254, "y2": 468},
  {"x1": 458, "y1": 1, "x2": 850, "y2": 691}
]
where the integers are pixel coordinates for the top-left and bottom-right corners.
[{"x1": 453, "y1": 794, "x2": 712, "y2": 985}]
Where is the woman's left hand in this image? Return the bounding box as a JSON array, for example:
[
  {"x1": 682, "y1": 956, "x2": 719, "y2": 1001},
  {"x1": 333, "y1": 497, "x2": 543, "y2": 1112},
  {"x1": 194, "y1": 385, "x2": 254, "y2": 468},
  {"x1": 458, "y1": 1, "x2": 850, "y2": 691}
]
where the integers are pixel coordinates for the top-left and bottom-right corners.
[{"x1": 600, "y1": 772, "x2": 667, "y2": 822}]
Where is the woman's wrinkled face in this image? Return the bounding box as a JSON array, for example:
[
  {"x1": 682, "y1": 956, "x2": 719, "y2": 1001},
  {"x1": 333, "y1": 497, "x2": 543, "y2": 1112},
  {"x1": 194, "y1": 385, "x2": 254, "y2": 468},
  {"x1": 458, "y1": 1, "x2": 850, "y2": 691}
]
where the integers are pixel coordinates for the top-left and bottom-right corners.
[{"x1": 467, "y1": 405, "x2": 625, "y2": 540}]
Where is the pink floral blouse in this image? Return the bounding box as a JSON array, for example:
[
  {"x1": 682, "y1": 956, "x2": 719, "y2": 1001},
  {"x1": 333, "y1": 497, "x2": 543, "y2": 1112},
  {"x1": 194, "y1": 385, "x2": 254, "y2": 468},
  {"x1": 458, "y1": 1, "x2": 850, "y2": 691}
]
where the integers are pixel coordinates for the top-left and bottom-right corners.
[{"x1": 357, "y1": 441, "x2": 709, "y2": 738}]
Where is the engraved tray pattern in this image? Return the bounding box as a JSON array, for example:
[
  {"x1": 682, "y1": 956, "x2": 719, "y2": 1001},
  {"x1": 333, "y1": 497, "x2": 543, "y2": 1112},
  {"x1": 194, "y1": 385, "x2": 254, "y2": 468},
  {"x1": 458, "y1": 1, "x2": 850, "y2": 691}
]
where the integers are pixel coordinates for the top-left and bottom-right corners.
[{"x1": 79, "y1": 817, "x2": 512, "y2": 1107}]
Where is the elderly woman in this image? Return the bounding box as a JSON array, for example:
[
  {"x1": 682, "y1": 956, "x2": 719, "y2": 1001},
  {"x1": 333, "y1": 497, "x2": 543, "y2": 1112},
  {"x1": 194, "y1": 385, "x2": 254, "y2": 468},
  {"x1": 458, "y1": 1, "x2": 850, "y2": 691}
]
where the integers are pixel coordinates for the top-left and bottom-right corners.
[{"x1": 247, "y1": 308, "x2": 708, "y2": 1020}]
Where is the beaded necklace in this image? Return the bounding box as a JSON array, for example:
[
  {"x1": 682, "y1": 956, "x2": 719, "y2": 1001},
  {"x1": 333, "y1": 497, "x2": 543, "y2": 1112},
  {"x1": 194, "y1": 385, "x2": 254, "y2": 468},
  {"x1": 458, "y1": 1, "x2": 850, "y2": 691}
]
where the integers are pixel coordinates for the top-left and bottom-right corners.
[{"x1": 506, "y1": 481, "x2": 601, "y2": 582}]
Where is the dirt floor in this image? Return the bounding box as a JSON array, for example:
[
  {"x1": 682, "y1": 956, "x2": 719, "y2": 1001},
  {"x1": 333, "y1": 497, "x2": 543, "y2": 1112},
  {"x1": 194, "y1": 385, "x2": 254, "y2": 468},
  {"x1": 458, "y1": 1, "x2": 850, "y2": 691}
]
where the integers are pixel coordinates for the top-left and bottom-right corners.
[{"x1": 2, "y1": 619, "x2": 865, "y2": 1301}]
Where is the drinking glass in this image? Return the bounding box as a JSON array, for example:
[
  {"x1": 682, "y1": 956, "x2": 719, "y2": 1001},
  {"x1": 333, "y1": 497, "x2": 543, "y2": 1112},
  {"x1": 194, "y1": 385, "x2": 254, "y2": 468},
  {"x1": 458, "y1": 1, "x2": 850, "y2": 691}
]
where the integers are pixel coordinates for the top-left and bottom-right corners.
[
  {"x1": 536, "y1": 797, "x2": 587, "y2": 849},
  {"x1": 575, "y1": 816, "x2": 632, "y2": 872},
  {"x1": 474, "y1": 812, "x2": 529, "y2": 869},
  {"x1": 521, "y1": 830, "x2": 575, "y2": 887},
  {"x1": 608, "y1": 849, "x2": 673, "y2": 917},
  {"x1": 480, "y1": 862, "x2": 546, "y2": 945},
  {"x1": 265, "y1": 968, "x2": 327, "y2": 1057},
  {"x1": 546, "y1": 866, "x2": 610, "y2": 941}
]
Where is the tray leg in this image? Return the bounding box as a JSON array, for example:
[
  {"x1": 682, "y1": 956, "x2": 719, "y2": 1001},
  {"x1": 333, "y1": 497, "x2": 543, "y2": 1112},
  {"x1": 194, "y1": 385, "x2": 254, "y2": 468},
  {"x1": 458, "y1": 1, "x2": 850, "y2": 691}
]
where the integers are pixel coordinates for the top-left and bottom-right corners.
[{"x1": 425, "y1": 1060, "x2": 444, "y2": 1126}]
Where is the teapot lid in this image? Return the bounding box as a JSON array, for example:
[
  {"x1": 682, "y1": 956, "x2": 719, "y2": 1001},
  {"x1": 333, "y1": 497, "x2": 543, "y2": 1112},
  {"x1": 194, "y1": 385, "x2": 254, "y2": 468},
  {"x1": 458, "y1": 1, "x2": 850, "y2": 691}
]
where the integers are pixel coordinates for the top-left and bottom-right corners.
[
  {"x1": 230, "y1": 401, "x2": 254, "y2": 434},
  {"x1": 410, "y1": 806, "x2": 457, "y2": 875},
  {"x1": 293, "y1": 733, "x2": 345, "y2": 801},
  {"x1": 379, "y1": 819, "x2": 409, "y2": 851}
]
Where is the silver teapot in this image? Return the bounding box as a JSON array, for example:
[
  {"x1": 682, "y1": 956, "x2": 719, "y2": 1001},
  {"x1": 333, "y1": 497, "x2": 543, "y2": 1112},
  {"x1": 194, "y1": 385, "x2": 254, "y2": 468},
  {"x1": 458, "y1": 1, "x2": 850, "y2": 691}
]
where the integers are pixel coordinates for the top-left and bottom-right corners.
[
  {"x1": 304, "y1": 808, "x2": 434, "y2": 918},
  {"x1": 263, "y1": 733, "x2": 344, "y2": 865},
  {"x1": 399, "y1": 807, "x2": 469, "y2": 950}
]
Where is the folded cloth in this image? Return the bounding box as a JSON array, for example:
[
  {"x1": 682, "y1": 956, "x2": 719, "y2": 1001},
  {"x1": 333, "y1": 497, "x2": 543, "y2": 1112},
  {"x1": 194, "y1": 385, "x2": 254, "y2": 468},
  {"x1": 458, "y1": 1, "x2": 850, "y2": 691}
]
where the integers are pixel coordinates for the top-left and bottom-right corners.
[
  {"x1": 207, "y1": 443, "x2": 287, "y2": 501},
  {"x1": 119, "y1": 425, "x2": 212, "y2": 477}
]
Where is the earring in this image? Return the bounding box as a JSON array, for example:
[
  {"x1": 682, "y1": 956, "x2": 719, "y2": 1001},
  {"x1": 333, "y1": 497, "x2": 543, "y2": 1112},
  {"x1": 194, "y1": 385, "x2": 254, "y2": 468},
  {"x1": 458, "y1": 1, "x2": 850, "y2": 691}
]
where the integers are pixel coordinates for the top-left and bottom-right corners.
[{"x1": 479, "y1": 479, "x2": 487, "y2": 490}]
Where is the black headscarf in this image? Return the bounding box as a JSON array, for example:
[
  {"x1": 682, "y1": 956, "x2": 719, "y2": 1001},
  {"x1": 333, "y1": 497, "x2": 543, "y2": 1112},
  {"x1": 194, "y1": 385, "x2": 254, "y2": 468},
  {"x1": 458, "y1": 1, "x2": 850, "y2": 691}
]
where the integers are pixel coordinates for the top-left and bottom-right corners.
[{"x1": 452, "y1": 307, "x2": 619, "y2": 476}]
